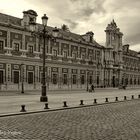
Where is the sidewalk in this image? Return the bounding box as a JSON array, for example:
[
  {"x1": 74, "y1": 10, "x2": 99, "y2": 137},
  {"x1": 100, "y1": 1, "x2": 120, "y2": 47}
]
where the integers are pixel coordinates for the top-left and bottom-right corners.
[{"x1": 0, "y1": 88, "x2": 139, "y2": 116}]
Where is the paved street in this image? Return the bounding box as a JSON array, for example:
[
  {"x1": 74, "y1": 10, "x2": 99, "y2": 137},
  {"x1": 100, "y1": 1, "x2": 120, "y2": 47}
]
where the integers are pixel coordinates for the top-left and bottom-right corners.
[
  {"x1": 0, "y1": 88, "x2": 140, "y2": 115},
  {"x1": 0, "y1": 100, "x2": 140, "y2": 139}
]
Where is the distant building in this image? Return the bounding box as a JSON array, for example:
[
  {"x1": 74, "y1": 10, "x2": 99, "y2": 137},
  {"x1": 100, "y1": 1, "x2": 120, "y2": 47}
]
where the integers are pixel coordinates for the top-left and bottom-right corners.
[
  {"x1": 104, "y1": 20, "x2": 140, "y2": 87},
  {"x1": 0, "y1": 10, "x2": 139, "y2": 91}
]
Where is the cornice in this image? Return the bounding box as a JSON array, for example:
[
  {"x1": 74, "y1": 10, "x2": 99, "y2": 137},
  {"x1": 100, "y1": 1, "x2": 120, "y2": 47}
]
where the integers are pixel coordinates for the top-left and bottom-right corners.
[{"x1": 0, "y1": 55, "x2": 95, "y2": 68}]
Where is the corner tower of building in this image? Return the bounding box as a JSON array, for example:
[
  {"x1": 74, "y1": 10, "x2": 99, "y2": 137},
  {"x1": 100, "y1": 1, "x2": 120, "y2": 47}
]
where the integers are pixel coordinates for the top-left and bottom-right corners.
[
  {"x1": 21, "y1": 9, "x2": 38, "y2": 26},
  {"x1": 104, "y1": 20, "x2": 124, "y2": 87},
  {"x1": 105, "y1": 19, "x2": 123, "y2": 52}
]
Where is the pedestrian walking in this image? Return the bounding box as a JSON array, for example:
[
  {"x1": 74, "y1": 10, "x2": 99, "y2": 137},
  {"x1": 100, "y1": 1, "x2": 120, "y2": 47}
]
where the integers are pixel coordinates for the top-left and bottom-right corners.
[{"x1": 91, "y1": 84, "x2": 95, "y2": 92}]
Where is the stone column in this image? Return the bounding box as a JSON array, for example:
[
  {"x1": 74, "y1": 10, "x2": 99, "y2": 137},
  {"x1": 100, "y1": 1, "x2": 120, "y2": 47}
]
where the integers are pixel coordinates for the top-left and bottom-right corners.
[
  {"x1": 59, "y1": 42, "x2": 62, "y2": 56},
  {"x1": 7, "y1": 30, "x2": 10, "y2": 48},
  {"x1": 22, "y1": 33, "x2": 25, "y2": 50}
]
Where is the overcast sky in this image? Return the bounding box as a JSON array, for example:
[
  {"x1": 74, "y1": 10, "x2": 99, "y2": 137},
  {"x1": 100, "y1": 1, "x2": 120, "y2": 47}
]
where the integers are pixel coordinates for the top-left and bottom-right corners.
[{"x1": 0, "y1": 0, "x2": 140, "y2": 51}]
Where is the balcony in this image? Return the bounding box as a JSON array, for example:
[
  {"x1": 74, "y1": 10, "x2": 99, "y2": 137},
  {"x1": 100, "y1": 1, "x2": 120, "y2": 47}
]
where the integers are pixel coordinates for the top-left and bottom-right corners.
[
  {"x1": 11, "y1": 50, "x2": 22, "y2": 56},
  {"x1": 39, "y1": 54, "x2": 47, "y2": 59},
  {"x1": 26, "y1": 52, "x2": 35, "y2": 57},
  {"x1": 80, "y1": 59, "x2": 86, "y2": 64},
  {"x1": 0, "y1": 49, "x2": 6, "y2": 54},
  {"x1": 71, "y1": 58, "x2": 78, "y2": 63},
  {"x1": 51, "y1": 55, "x2": 58, "y2": 60},
  {"x1": 62, "y1": 57, "x2": 69, "y2": 62},
  {"x1": 88, "y1": 61, "x2": 93, "y2": 65}
]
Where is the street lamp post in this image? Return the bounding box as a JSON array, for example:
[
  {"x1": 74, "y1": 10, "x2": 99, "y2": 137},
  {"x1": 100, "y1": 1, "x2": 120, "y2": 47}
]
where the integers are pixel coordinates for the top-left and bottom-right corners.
[
  {"x1": 103, "y1": 49, "x2": 106, "y2": 88},
  {"x1": 29, "y1": 14, "x2": 59, "y2": 102}
]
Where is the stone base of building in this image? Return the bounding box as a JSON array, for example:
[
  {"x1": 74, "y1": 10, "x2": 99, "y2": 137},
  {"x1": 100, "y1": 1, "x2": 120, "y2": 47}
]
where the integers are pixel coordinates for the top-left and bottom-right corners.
[{"x1": 0, "y1": 83, "x2": 139, "y2": 92}]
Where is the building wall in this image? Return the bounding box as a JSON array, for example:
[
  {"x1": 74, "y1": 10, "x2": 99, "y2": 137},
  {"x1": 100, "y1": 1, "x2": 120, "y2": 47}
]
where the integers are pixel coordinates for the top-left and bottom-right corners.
[
  {"x1": 0, "y1": 18, "x2": 103, "y2": 91},
  {"x1": 0, "y1": 12, "x2": 140, "y2": 91},
  {"x1": 104, "y1": 20, "x2": 140, "y2": 88}
]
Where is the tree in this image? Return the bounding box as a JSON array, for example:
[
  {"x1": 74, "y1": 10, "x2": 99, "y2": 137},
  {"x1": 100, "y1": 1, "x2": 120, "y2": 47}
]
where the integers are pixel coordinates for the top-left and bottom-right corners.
[{"x1": 61, "y1": 24, "x2": 70, "y2": 32}]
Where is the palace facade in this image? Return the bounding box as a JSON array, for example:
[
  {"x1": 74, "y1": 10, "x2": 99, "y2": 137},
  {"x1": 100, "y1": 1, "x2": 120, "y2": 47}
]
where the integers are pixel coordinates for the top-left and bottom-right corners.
[{"x1": 0, "y1": 10, "x2": 139, "y2": 91}]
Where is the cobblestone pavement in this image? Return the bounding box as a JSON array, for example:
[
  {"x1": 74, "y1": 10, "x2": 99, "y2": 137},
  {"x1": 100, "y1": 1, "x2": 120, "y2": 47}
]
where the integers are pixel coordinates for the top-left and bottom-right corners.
[{"x1": 0, "y1": 100, "x2": 140, "y2": 140}]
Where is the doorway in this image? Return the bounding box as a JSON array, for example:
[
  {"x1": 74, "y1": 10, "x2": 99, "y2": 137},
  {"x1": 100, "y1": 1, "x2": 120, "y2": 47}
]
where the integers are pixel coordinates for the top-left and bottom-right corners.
[{"x1": 0, "y1": 70, "x2": 3, "y2": 84}]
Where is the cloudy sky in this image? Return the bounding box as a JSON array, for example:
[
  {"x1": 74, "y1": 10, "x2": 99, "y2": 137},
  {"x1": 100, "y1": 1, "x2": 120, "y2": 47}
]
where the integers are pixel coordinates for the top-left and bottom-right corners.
[{"x1": 0, "y1": 0, "x2": 140, "y2": 51}]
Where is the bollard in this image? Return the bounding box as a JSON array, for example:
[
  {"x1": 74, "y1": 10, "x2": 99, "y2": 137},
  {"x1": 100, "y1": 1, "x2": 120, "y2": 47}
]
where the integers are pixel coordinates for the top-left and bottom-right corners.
[
  {"x1": 124, "y1": 96, "x2": 127, "y2": 100},
  {"x1": 131, "y1": 95, "x2": 134, "y2": 99},
  {"x1": 115, "y1": 97, "x2": 118, "y2": 102},
  {"x1": 80, "y1": 100, "x2": 84, "y2": 105},
  {"x1": 138, "y1": 95, "x2": 140, "y2": 99},
  {"x1": 63, "y1": 101, "x2": 68, "y2": 107},
  {"x1": 105, "y1": 98, "x2": 109, "y2": 102},
  {"x1": 44, "y1": 103, "x2": 49, "y2": 109},
  {"x1": 20, "y1": 105, "x2": 26, "y2": 112},
  {"x1": 94, "y1": 99, "x2": 97, "y2": 104}
]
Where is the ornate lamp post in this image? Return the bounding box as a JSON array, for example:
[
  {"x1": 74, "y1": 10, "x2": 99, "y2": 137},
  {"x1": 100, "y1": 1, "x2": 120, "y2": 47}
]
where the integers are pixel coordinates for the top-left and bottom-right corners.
[{"x1": 29, "y1": 14, "x2": 59, "y2": 102}]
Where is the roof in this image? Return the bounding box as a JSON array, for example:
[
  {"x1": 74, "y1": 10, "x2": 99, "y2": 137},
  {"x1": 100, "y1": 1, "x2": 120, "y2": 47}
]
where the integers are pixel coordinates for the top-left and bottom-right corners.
[
  {"x1": 37, "y1": 23, "x2": 102, "y2": 48},
  {"x1": 0, "y1": 13, "x2": 21, "y2": 26},
  {"x1": 23, "y1": 10, "x2": 38, "y2": 16},
  {"x1": 0, "y1": 11, "x2": 102, "y2": 48}
]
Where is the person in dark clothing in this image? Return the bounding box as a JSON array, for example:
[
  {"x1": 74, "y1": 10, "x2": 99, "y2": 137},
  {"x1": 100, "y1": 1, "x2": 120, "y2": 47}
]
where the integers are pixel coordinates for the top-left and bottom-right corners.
[{"x1": 91, "y1": 84, "x2": 95, "y2": 92}]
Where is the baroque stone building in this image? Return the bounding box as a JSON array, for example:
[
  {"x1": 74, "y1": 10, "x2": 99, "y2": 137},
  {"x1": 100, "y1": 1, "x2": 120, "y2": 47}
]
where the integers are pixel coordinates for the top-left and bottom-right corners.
[
  {"x1": 104, "y1": 20, "x2": 140, "y2": 88},
  {"x1": 0, "y1": 10, "x2": 139, "y2": 91}
]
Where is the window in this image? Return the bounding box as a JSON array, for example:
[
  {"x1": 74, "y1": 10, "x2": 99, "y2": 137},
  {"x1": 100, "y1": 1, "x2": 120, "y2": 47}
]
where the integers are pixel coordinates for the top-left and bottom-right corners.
[
  {"x1": 89, "y1": 76, "x2": 93, "y2": 85},
  {"x1": 81, "y1": 54, "x2": 85, "y2": 60},
  {"x1": 81, "y1": 75, "x2": 85, "y2": 85},
  {"x1": 72, "y1": 75, "x2": 76, "y2": 84},
  {"x1": 28, "y1": 45, "x2": 33, "y2": 53},
  {"x1": 63, "y1": 74, "x2": 67, "y2": 85},
  {"x1": 28, "y1": 72, "x2": 33, "y2": 84},
  {"x1": 89, "y1": 55, "x2": 92, "y2": 61},
  {"x1": 134, "y1": 79, "x2": 136, "y2": 85},
  {"x1": 14, "y1": 43, "x2": 19, "y2": 51},
  {"x1": 138, "y1": 79, "x2": 140, "y2": 85},
  {"x1": 53, "y1": 49, "x2": 57, "y2": 56},
  {"x1": 13, "y1": 71, "x2": 19, "y2": 83},
  {"x1": 95, "y1": 50, "x2": 97, "y2": 60},
  {"x1": 97, "y1": 76, "x2": 99, "y2": 85},
  {"x1": 112, "y1": 35, "x2": 115, "y2": 40},
  {"x1": 113, "y1": 51, "x2": 115, "y2": 60},
  {"x1": 0, "y1": 70, "x2": 3, "y2": 84},
  {"x1": 29, "y1": 17, "x2": 34, "y2": 23},
  {"x1": 63, "y1": 51, "x2": 67, "y2": 58},
  {"x1": 72, "y1": 52, "x2": 76, "y2": 59},
  {"x1": 130, "y1": 78, "x2": 132, "y2": 85},
  {"x1": 0, "y1": 40, "x2": 4, "y2": 51},
  {"x1": 52, "y1": 73, "x2": 57, "y2": 84}
]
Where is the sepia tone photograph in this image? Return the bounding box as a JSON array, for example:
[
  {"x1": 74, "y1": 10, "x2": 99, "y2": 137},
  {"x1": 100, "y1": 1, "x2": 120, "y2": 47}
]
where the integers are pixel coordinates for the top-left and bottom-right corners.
[{"x1": 0, "y1": 0, "x2": 140, "y2": 139}]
